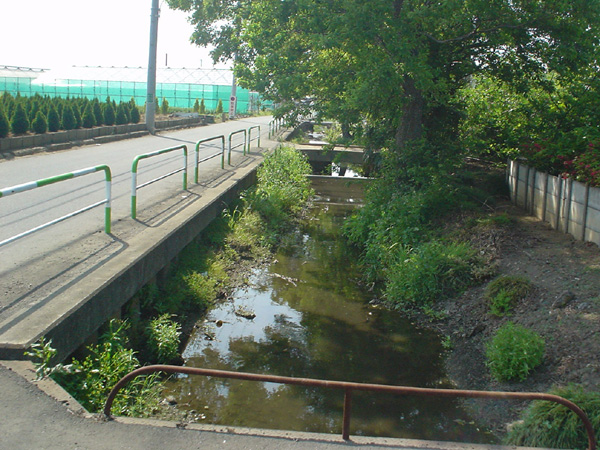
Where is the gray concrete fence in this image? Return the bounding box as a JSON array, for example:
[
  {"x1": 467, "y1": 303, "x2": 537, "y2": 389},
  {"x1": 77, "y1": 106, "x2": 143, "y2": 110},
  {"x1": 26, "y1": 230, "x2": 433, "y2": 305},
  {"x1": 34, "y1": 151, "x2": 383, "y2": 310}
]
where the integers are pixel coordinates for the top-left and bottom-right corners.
[{"x1": 507, "y1": 159, "x2": 600, "y2": 246}]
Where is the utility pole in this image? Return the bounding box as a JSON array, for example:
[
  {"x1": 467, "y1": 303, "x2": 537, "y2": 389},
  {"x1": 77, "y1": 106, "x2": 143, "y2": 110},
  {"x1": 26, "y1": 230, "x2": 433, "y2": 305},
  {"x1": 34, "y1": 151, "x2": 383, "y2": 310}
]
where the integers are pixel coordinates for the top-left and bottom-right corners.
[{"x1": 146, "y1": 0, "x2": 160, "y2": 134}]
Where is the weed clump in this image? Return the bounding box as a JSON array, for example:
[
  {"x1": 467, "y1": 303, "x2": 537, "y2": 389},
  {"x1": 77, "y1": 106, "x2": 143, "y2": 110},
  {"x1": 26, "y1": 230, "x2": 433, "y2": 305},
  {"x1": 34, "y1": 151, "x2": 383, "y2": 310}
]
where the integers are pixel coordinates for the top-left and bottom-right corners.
[
  {"x1": 486, "y1": 275, "x2": 531, "y2": 316},
  {"x1": 506, "y1": 384, "x2": 600, "y2": 450},
  {"x1": 486, "y1": 321, "x2": 545, "y2": 382}
]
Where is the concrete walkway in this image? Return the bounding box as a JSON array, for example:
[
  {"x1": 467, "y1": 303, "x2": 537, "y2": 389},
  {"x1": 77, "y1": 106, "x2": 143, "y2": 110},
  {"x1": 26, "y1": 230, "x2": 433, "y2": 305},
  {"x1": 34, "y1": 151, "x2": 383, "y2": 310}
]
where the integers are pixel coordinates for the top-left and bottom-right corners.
[{"x1": 1, "y1": 361, "x2": 514, "y2": 450}]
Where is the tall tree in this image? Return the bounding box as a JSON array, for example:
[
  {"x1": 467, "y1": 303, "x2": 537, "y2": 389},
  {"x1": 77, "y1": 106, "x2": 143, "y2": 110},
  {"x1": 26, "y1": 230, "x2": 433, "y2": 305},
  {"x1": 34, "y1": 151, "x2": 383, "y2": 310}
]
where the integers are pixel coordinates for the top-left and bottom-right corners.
[{"x1": 167, "y1": 0, "x2": 600, "y2": 159}]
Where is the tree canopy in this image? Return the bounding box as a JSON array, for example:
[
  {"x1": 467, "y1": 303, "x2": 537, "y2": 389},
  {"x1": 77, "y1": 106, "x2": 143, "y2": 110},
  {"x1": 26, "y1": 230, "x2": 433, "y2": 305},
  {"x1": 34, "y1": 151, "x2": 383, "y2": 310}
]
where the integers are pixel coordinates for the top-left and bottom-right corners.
[{"x1": 168, "y1": 0, "x2": 600, "y2": 156}]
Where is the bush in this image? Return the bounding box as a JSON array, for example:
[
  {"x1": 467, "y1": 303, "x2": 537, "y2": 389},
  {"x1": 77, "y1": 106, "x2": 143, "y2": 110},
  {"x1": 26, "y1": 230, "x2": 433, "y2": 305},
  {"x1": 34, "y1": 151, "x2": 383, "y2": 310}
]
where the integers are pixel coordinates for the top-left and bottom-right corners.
[
  {"x1": 146, "y1": 314, "x2": 181, "y2": 363},
  {"x1": 82, "y1": 103, "x2": 96, "y2": 128},
  {"x1": 193, "y1": 98, "x2": 200, "y2": 113},
  {"x1": 49, "y1": 320, "x2": 161, "y2": 416},
  {"x1": 61, "y1": 105, "x2": 76, "y2": 130},
  {"x1": 200, "y1": 98, "x2": 206, "y2": 114},
  {"x1": 506, "y1": 384, "x2": 600, "y2": 450},
  {"x1": 0, "y1": 106, "x2": 10, "y2": 138},
  {"x1": 103, "y1": 101, "x2": 116, "y2": 126},
  {"x1": 32, "y1": 111, "x2": 48, "y2": 134},
  {"x1": 129, "y1": 103, "x2": 141, "y2": 124},
  {"x1": 385, "y1": 240, "x2": 481, "y2": 307},
  {"x1": 161, "y1": 97, "x2": 169, "y2": 115},
  {"x1": 11, "y1": 103, "x2": 29, "y2": 135},
  {"x1": 486, "y1": 322, "x2": 545, "y2": 381},
  {"x1": 116, "y1": 102, "x2": 129, "y2": 125},
  {"x1": 47, "y1": 106, "x2": 61, "y2": 132},
  {"x1": 486, "y1": 275, "x2": 531, "y2": 316},
  {"x1": 216, "y1": 99, "x2": 223, "y2": 114},
  {"x1": 92, "y1": 100, "x2": 103, "y2": 126}
]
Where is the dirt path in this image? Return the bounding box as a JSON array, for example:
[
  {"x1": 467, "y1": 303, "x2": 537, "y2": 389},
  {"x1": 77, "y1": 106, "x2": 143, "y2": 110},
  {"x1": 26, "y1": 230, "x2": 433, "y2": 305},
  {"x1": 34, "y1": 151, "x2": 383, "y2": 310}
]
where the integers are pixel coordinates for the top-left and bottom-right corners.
[{"x1": 422, "y1": 205, "x2": 600, "y2": 437}]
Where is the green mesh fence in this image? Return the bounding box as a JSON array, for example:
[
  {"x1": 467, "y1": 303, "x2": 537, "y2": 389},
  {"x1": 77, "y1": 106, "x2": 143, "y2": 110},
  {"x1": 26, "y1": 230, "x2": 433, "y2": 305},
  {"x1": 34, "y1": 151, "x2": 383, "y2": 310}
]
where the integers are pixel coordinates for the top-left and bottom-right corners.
[{"x1": 0, "y1": 75, "x2": 266, "y2": 114}]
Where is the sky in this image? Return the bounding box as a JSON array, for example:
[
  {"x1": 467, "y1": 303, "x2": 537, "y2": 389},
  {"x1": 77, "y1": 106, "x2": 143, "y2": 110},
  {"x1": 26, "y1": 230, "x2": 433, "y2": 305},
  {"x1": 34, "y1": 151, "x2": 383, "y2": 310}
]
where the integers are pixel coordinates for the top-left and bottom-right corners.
[{"x1": 1, "y1": 0, "x2": 226, "y2": 70}]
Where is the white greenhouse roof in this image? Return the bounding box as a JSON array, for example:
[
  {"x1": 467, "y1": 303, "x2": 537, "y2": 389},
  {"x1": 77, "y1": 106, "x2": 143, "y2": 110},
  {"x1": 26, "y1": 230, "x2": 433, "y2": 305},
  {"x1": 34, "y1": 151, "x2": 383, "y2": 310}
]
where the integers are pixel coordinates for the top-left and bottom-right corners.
[{"x1": 0, "y1": 65, "x2": 234, "y2": 86}]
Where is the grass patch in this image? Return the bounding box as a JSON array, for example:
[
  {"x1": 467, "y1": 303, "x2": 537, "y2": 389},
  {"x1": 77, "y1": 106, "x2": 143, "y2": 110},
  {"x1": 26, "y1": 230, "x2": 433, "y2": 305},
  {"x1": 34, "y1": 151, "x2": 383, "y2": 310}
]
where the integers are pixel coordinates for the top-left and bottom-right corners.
[
  {"x1": 485, "y1": 275, "x2": 531, "y2": 316},
  {"x1": 506, "y1": 384, "x2": 600, "y2": 450},
  {"x1": 486, "y1": 321, "x2": 545, "y2": 382}
]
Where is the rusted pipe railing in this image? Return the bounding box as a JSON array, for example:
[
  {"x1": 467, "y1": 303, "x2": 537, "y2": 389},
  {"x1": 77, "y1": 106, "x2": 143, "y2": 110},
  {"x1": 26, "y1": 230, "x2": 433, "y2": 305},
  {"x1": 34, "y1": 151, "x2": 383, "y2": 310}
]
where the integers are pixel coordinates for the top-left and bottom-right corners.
[{"x1": 103, "y1": 365, "x2": 597, "y2": 449}]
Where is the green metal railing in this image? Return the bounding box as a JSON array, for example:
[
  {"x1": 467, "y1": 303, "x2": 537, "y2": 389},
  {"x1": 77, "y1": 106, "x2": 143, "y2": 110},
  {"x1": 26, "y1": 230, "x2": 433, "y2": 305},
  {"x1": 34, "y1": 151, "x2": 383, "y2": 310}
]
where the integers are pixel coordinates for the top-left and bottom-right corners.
[
  {"x1": 0, "y1": 165, "x2": 112, "y2": 247},
  {"x1": 131, "y1": 145, "x2": 188, "y2": 219},
  {"x1": 228, "y1": 129, "x2": 247, "y2": 164},
  {"x1": 269, "y1": 118, "x2": 284, "y2": 138},
  {"x1": 248, "y1": 125, "x2": 261, "y2": 151},
  {"x1": 195, "y1": 136, "x2": 226, "y2": 183}
]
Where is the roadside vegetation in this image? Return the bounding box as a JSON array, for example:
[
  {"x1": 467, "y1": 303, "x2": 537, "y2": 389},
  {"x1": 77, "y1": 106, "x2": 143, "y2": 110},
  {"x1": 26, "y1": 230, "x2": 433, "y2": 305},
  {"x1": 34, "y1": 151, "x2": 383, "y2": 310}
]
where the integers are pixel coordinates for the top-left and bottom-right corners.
[{"x1": 27, "y1": 145, "x2": 313, "y2": 417}]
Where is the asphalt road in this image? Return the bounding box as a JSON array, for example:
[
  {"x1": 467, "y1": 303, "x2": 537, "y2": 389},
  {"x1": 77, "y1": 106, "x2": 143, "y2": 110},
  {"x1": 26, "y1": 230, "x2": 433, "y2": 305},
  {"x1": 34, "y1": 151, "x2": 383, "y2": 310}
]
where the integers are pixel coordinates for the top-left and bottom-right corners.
[{"x1": 0, "y1": 116, "x2": 272, "y2": 323}]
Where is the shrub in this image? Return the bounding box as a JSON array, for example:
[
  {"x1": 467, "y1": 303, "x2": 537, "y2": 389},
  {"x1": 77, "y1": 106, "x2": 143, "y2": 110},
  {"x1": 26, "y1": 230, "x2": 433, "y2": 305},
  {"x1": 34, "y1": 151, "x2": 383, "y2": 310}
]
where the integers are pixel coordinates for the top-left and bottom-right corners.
[
  {"x1": 11, "y1": 103, "x2": 29, "y2": 135},
  {"x1": 146, "y1": 314, "x2": 181, "y2": 363},
  {"x1": 82, "y1": 103, "x2": 96, "y2": 128},
  {"x1": 486, "y1": 322, "x2": 545, "y2": 382},
  {"x1": 200, "y1": 98, "x2": 206, "y2": 114},
  {"x1": 0, "y1": 106, "x2": 10, "y2": 138},
  {"x1": 92, "y1": 99, "x2": 103, "y2": 125},
  {"x1": 161, "y1": 97, "x2": 169, "y2": 115},
  {"x1": 486, "y1": 275, "x2": 531, "y2": 316},
  {"x1": 193, "y1": 98, "x2": 200, "y2": 113},
  {"x1": 103, "y1": 101, "x2": 116, "y2": 126},
  {"x1": 506, "y1": 384, "x2": 600, "y2": 450},
  {"x1": 216, "y1": 99, "x2": 223, "y2": 114},
  {"x1": 32, "y1": 111, "x2": 48, "y2": 134},
  {"x1": 385, "y1": 240, "x2": 480, "y2": 307},
  {"x1": 47, "y1": 106, "x2": 61, "y2": 132},
  {"x1": 129, "y1": 103, "x2": 141, "y2": 124},
  {"x1": 49, "y1": 320, "x2": 161, "y2": 416},
  {"x1": 116, "y1": 102, "x2": 129, "y2": 125},
  {"x1": 73, "y1": 104, "x2": 82, "y2": 128},
  {"x1": 61, "y1": 105, "x2": 76, "y2": 130}
]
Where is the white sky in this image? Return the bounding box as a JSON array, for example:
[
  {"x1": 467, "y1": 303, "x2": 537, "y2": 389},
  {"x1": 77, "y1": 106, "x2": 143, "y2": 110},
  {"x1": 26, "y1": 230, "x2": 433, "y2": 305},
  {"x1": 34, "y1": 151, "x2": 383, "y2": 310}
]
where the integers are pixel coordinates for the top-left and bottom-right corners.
[{"x1": 1, "y1": 0, "x2": 226, "y2": 70}]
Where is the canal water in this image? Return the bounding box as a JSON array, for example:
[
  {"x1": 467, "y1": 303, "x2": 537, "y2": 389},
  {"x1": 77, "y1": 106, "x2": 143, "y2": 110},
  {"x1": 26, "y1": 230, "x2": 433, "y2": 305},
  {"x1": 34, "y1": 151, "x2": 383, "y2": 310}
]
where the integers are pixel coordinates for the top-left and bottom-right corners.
[{"x1": 163, "y1": 178, "x2": 494, "y2": 443}]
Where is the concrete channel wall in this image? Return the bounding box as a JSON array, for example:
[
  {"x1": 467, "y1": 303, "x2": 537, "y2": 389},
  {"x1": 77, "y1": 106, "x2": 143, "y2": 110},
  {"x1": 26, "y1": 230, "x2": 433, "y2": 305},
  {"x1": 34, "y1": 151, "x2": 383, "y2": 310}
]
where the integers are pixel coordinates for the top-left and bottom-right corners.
[{"x1": 507, "y1": 159, "x2": 600, "y2": 246}]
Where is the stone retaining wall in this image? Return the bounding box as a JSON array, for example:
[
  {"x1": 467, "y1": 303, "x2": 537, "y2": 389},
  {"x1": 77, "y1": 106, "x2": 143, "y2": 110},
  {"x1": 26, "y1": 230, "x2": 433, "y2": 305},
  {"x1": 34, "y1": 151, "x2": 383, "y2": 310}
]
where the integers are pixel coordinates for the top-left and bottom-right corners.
[{"x1": 0, "y1": 116, "x2": 211, "y2": 153}]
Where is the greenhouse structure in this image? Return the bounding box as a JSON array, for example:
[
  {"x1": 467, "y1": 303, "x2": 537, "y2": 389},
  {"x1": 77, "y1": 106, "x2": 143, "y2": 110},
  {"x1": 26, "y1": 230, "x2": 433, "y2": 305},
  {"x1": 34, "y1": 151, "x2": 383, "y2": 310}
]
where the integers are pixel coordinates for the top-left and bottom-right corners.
[{"x1": 0, "y1": 65, "x2": 265, "y2": 114}]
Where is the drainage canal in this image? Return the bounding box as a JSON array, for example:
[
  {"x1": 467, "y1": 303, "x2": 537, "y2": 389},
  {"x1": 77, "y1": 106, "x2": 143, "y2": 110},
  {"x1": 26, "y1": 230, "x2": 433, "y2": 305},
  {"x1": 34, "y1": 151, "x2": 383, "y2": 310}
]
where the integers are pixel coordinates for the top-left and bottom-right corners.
[{"x1": 162, "y1": 177, "x2": 495, "y2": 443}]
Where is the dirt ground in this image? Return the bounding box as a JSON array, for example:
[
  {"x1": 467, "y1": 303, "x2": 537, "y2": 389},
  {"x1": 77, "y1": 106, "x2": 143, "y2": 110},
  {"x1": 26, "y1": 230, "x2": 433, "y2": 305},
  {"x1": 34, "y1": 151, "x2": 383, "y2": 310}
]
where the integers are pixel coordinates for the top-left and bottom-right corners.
[{"x1": 419, "y1": 204, "x2": 600, "y2": 438}]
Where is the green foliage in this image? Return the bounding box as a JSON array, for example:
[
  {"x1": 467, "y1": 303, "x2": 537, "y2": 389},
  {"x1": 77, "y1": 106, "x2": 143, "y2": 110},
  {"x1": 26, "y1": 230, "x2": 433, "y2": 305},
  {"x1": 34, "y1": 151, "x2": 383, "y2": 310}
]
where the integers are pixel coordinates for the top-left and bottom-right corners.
[
  {"x1": 129, "y1": 103, "x2": 141, "y2": 124},
  {"x1": 0, "y1": 106, "x2": 11, "y2": 138},
  {"x1": 215, "y1": 99, "x2": 223, "y2": 114},
  {"x1": 200, "y1": 98, "x2": 206, "y2": 114},
  {"x1": 11, "y1": 103, "x2": 29, "y2": 135},
  {"x1": 486, "y1": 276, "x2": 531, "y2": 317},
  {"x1": 61, "y1": 104, "x2": 76, "y2": 130},
  {"x1": 385, "y1": 240, "x2": 481, "y2": 307},
  {"x1": 92, "y1": 99, "x2": 103, "y2": 126},
  {"x1": 103, "y1": 101, "x2": 116, "y2": 126},
  {"x1": 24, "y1": 337, "x2": 67, "y2": 379},
  {"x1": 486, "y1": 322, "x2": 545, "y2": 382},
  {"x1": 82, "y1": 103, "x2": 96, "y2": 128},
  {"x1": 193, "y1": 98, "x2": 200, "y2": 113},
  {"x1": 116, "y1": 102, "x2": 129, "y2": 125},
  {"x1": 46, "y1": 320, "x2": 161, "y2": 416},
  {"x1": 161, "y1": 97, "x2": 169, "y2": 115},
  {"x1": 47, "y1": 106, "x2": 60, "y2": 132},
  {"x1": 146, "y1": 314, "x2": 181, "y2": 363},
  {"x1": 31, "y1": 111, "x2": 48, "y2": 134},
  {"x1": 506, "y1": 384, "x2": 600, "y2": 450}
]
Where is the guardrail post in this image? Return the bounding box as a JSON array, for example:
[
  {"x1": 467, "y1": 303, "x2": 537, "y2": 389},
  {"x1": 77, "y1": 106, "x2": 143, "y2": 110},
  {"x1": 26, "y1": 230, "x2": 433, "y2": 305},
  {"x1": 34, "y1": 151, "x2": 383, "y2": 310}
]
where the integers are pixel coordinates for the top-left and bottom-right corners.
[
  {"x1": 0, "y1": 165, "x2": 112, "y2": 247},
  {"x1": 131, "y1": 145, "x2": 187, "y2": 219},
  {"x1": 342, "y1": 388, "x2": 352, "y2": 440},
  {"x1": 195, "y1": 136, "x2": 226, "y2": 183}
]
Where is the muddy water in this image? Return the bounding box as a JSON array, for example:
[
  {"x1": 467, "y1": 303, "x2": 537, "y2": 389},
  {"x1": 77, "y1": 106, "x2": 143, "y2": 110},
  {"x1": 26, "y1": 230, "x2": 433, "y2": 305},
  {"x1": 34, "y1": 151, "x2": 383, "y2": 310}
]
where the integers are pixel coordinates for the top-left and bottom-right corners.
[{"x1": 163, "y1": 183, "x2": 494, "y2": 443}]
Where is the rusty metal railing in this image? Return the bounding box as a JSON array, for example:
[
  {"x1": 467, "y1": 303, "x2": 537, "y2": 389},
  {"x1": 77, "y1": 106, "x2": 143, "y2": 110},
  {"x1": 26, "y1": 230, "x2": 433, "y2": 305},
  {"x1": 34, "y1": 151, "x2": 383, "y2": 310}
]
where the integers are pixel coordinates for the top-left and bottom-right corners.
[{"x1": 104, "y1": 365, "x2": 597, "y2": 449}]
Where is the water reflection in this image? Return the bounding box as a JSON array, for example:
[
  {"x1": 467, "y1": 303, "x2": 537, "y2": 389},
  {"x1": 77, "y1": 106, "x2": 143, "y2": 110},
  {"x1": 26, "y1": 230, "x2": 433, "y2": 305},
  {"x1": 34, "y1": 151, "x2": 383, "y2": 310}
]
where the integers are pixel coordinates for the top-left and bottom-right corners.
[{"x1": 164, "y1": 197, "x2": 494, "y2": 442}]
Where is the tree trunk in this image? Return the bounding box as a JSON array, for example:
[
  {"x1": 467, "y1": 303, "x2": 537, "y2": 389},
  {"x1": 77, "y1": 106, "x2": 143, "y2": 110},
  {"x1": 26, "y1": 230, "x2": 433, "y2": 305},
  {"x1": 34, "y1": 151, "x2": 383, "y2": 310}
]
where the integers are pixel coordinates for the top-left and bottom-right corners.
[{"x1": 394, "y1": 77, "x2": 424, "y2": 149}]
